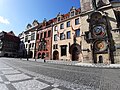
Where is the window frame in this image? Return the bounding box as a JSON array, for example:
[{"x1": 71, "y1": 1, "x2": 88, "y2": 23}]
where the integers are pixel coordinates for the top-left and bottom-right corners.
[
  {"x1": 66, "y1": 31, "x2": 71, "y2": 39},
  {"x1": 60, "y1": 33, "x2": 65, "y2": 40},
  {"x1": 54, "y1": 34, "x2": 58, "y2": 41},
  {"x1": 60, "y1": 23, "x2": 64, "y2": 29},
  {"x1": 75, "y1": 18, "x2": 79, "y2": 25},
  {"x1": 66, "y1": 21, "x2": 70, "y2": 27},
  {"x1": 75, "y1": 29, "x2": 80, "y2": 37}
]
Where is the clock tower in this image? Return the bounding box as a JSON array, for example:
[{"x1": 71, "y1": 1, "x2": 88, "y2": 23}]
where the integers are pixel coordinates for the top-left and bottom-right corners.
[{"x1": 80, "y1": 0, "x2": 117, "y2": 64}]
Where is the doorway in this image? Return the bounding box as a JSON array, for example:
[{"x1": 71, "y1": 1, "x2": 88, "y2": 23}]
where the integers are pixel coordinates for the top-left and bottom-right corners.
[
  {"x1": 99, "y1": 55, "x2": 103, "y2": 63},
  {"x1": 72, "y1": 47, "x2": 79, "y2": 61},
  {"x1": 53, "y1": 51, "x2": 59, "y2": 60}
]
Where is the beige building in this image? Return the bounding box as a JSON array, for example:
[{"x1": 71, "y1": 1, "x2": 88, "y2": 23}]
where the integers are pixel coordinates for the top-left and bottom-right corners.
[
  {"x1": 79, "y1": 0, "x2": 120, "y2": 64},
  {"x1": 52, "y1": 7, "x2": 84, "y2": 61}
]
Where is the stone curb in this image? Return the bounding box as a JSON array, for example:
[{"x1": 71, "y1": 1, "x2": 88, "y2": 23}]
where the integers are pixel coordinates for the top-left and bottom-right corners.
[{"x1": 17, "y1": 58, "x2": 120, "y2": 69}]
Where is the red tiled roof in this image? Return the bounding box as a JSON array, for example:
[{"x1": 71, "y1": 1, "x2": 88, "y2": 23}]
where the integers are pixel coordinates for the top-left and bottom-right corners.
[
  {"x1": 76, "y1": 8, "x2": 81, "y2": 12},
  {"x1": 4, "y1": 31, "x2": 20, "y2": 43}
]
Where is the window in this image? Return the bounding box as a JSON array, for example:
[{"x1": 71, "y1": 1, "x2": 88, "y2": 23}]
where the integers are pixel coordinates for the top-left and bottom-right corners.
[
  {"x1": 31, "y1": 33, "x2": 35, "y2": 40},
  {"x1": 53, "y1": 44, "x2": 58, "y2": 49},
  {"x1": 29, "y1": 43, "x2": 31, "y2": 48},
  {"x1": 32, "y1": 43, "x2": 34, "y2": 47},
  {"x1": 58, "y1": 17, "x2": 60, "y2": 22},
  {"x1": 71, "y1": 11, "x2": 74, "y2": 17},
  {"x1": 26, "y1": 44, "x2": 27, "y2": 48},
  {"x1": 48, "y1": 30, "x2": 51, "y2": 37},
  {"x1": 60, "y1": 33, "x2": 65, "y2": 40},
  {"x1": 66, "y1": 21, "x2": 70, "y2": 27},
  {"x1": 25, "y1": 36, "x2": 28, "y2": 42},
  {"x1": 61, "y1": 45, "x2": 67, "y2": 56},
  {"x1": 37, "y1": 34, "x2": 39, "y2": 40},
  {"x1": 46, "y1": 52, "x2": 49, "y2": 57},
  {"x1": 54, "y1": 34, "x2": 58, "y2": 41},
  {"x1": 54, "y1": 26, "x2": 58, "y2": 31},
  {"x1": 75, "y1": 18, "x2": 79, "y2": 25},
  {"x1": 67, "y1": 31, "x2": 71, "y2": 39},
  {"x1": 44, "y1": 32, "x2": 46, "y2": 38},
  {"x1": 60, "y1": 23, "x2": 64, "y2": 29},
  {"x1": 40, "y1": 33, "x2": 43, "y2": 39},
  {"x1": 75, "y1": 29, "x2": 80, "y2": 37}
]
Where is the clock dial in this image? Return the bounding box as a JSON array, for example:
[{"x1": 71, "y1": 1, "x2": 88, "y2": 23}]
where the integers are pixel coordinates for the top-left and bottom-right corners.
[
  {"x1": 93, "y1": 25, "x2": 106, "y2": 37},
  {"x1": 94, "y1": 40, "x2": 107, "y2": 52}
]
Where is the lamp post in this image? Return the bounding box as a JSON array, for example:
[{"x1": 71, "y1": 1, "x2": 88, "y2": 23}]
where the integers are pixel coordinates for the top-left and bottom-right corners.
[{"x1": 27, "y1": 40, "x2": 30, "y2": 61}]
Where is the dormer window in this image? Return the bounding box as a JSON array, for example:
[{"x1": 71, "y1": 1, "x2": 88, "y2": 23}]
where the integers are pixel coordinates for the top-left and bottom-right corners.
[
  {"x1": 58, "y1": 17, "x2": 61, "y2": 22},
  {"x1": 71, "y1": 11, "x2": 75, "y2": 17},
  {"x1": 27, "y1": 24, "x2": 32, "y2": 30},
  {"x1": 43, "y1": 18, "x2": 47, "y2": 26},
  {"x1": 70, "y1": 6, "x2": 76, "y2": 17},
  {"x1": 32, "y1": 20, "x2": 39, "y2": 26}
]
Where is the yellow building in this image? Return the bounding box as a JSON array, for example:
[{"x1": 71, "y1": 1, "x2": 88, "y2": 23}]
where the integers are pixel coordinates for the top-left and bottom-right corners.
[{"x1": 52, "y1": 7, "x2": 83, "y2": 61}]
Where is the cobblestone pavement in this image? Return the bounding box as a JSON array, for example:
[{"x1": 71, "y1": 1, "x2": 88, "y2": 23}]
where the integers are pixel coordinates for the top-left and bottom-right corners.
[
  {"x1": 0, "y1": 62, "x2": 74, "y2": 90},
  {"x1": 0, "y1": 58, "x2": 120, "y2": 90}
]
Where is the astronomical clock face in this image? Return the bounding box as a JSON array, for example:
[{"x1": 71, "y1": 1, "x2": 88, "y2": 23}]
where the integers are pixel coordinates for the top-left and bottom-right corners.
[
  {"x1": 94, "y1": 40, "x2": 108, "y2": 52},
  {"x1": 93, "y1": 25, "x2": 106, "y2": 37}
]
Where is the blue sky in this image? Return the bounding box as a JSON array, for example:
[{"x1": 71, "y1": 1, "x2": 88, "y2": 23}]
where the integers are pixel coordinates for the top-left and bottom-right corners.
[{"x1": 0, "y1": 0, "x2": 80, "y2": 36}]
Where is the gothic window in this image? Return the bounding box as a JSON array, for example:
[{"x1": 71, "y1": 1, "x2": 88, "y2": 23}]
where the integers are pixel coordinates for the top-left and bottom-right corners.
[
  {"x1": 44, "y1": 32, "x2": 46, "y2": 38},
  {"x1": 40, "y1": 33, "x2": 43, "y2": 39},
  {"x1": 48, "y1": 30, "x2": 51, "y2": 37},
  {"x1": 54, "y1": 34, "x2": 58, "y2": 41},
  {"x1": 31, "y1": 33, "x2": 35, "y2": 40}
]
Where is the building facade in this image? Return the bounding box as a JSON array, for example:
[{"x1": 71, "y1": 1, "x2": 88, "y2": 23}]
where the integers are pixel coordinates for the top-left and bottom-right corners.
[
  {"x1": 24, "y1": 20, "x2": 39, "y2": 58},
  {"x1": 36, "y1": 18, "x2": 55, "y2": 60},
  {"x1": 0, "y1": 31, "x2": 20, "y2": 57},
  {"x1": 18, "y1": 0, "x2": 120, "y2": 64},
  {"x1": 79, "y1": 0, "x2": 120, "y2": 64},
  {"x1": 52, "y1": 7, "x2": 83, "y2": 61}
]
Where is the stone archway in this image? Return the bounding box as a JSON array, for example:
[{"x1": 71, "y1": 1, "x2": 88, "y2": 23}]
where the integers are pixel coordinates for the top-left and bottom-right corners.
[
  {"x1": 99, "y1": 55, "x2": 103, "y2": 63},
  {"x1": 53, "y1": 50, "x2": 59, "y2": 60},
  {"x1": 42, "y1": 53, "x2": 45, "y2": 59},
  {"x1": 37, "y1": 53, "x2": 41, "y2": 59},
  {"x1": 69, "y1": 43, "x2": 81, "y2": 61},
  {"x1": 72, "y1": 47, "x2": 79, "y2": 61}
]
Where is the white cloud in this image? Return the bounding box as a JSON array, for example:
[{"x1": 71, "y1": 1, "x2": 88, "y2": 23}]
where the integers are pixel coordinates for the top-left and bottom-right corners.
[{"x1": 0, "y1": 16, "x2": 10, "y2": 24}]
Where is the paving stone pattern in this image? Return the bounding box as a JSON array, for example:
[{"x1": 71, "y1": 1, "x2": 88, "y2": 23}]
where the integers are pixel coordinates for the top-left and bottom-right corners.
[{"x1": 0, "y1": 62, "x2": 71, "y2": 90}]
